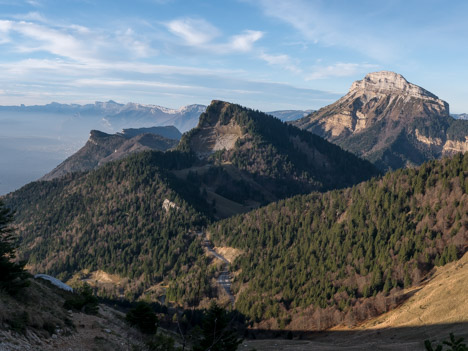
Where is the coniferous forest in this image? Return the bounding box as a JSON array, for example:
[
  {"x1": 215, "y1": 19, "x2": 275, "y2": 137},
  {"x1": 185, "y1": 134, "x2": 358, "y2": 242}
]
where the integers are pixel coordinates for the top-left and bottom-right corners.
[
  {"x1": 209, "y1": 153, "x2": 467, "y2": 329},
  {"x1": 3, "y1": 101, "x2": 468, "y2": 332}
]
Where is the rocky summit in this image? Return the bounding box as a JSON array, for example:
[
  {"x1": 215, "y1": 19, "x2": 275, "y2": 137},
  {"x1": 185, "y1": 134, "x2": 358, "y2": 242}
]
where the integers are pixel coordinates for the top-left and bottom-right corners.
[
  {"x1": 41, "y1": 127, "x2": 179, "y2": 181},
  {"x1": 293, "y1": 71, "x2": 468, "y2": 170}
]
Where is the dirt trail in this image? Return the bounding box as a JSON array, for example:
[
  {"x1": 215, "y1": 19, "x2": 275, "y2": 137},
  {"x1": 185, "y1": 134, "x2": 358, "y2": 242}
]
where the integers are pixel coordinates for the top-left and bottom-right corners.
[{"x1": 203, "y1": 236, "x2": 235, "y2": 306}]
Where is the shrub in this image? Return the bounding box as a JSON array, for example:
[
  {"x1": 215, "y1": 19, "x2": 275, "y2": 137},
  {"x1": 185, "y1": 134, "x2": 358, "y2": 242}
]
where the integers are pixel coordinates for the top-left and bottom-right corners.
[
  {"x1": 64, "y1": 283, "x2": 98, "y2": 314},
  {"x1": 126, "y1": 301, "x2": 158, "y2": 335}
]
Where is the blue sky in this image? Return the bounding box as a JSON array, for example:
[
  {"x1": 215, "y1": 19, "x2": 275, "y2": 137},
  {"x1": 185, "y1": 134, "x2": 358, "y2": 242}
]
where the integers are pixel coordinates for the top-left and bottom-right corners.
[{"x1": 0, "y1": 0, "x2": 467, "y2": 112}]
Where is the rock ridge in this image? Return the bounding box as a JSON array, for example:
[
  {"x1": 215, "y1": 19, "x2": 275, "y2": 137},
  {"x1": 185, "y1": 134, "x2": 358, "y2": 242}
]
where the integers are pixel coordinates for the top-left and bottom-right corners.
[{"x1": 350, "y1": 71, "x2": 439, "y2": 100}]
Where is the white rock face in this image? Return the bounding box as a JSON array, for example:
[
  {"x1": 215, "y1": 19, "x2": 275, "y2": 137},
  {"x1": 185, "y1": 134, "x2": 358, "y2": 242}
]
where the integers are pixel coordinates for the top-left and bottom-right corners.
[
  {"x1": 162, "y1": 198, "x2": 180, "y2": 212},
  {"x1": 350, "y1": 71, "x2": 438, "y2": 100}
]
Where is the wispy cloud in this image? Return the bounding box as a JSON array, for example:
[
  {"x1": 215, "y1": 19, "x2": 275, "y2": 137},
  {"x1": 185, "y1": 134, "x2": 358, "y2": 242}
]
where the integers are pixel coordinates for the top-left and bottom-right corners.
[
  {"x1": 259, "y1": 52, "x2": 301, "y2": 73},
  {"x1": 306, "y1": 63, "x2": 379, "y2": 80},
  {"x1": 10, "y1": 11, "x2": 47, "y2": 22},
  {"x1": 164, "y1": 17, "x2": 263, "y2": 54},
  {"x1": 166, "y1": 17, "x2": 220, "y2": 46},
  {"x1": 0, "y1": 18, "x2": 159, "y2": 63},
  {"x1": 0, "y1": 19, "x2": 96, "y2": 61},
  {"x1": 116, "y1": 28, "x2": 155, "y2": 58},
  {"x1": 73, "y1": 78, "x2": 196, "y2": 90},
  {"x1": 230, "y1": 30, "x2": 263, "y2": 52},
  {"x1": 251, "y1": 0, "x2": 398, "y2": 62}
]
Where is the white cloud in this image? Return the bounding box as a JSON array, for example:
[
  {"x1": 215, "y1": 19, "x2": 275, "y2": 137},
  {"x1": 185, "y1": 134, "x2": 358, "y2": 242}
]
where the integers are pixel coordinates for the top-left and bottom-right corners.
[
  {"x1": 0, "y1": 19, "x2": 159, "y2": 63},
  {"x1": 166, "y1": 17, "x2": 220, "y2": 46},
  {"x1": 259, "y1": 52, "x2": 301, "y2": 73},
  {"x1": 116, "y1": 28, "x2": 155, "y2": 58},
  {"x1": 0, "y1": 19, "x2": 12, "y2": 32},
  {"x1": 230, "y1": 30, "x2": 263, "y2": 52},
  {"x1": 306, "y1": 63, "x2": 379, "y2": 80},
  {"x1": 164, "y1": 17, "x2": 262, "y2": 54},
  {"x1": 0, "y1": 20, "x2": 94, "y2": 62}
]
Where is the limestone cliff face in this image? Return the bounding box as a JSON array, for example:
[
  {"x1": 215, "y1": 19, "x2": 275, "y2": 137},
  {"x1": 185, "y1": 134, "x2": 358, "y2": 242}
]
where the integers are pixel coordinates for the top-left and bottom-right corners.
[
  {"x1": 293, "y1": 71, "x2": 468, "y2": 170},
  {"x1": 180, "y1": 100, "x2": 245, "y2": 158},
  {"x1": 41, "y1": 128, "x2": 179, "y2": 180}
]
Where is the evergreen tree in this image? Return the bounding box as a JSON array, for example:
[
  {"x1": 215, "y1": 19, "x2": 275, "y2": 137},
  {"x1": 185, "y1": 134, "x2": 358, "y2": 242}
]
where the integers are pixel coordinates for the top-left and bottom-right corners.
[
  {"x1": 193, "y1": 302, "x2": 242, "y2": 351},
  {"x1": 0, "y1": 200, "x2": 29, "y2": 295},
  {"x1": 126, "y1": 301, "x2": 158, "y2": 334}
]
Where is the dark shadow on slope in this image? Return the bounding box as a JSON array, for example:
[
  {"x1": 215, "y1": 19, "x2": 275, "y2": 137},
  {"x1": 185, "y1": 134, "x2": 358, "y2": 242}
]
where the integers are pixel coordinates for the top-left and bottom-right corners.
[{"x1": 244, "y1": 322, "x2": 468, "y2": 351}]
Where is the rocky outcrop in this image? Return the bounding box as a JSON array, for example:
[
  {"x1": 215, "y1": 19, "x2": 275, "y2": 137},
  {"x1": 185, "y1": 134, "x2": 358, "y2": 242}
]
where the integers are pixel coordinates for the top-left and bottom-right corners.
[
  {"x1": 180, "y1": 100, "x2": 246, "y2": 158},
  {"x1": 41, "y1": 127, "x2": 179, "y2": 180},
  {"x1": 293, "y1": 71, "x2": 468, "y2": 170}
]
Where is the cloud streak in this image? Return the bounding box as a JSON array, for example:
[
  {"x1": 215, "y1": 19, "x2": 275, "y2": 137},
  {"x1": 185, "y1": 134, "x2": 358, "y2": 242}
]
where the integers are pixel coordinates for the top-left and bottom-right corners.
[
  {"x1": 251, "y1": 0, "x2": 398, "y2": 62},
  {"x1": 164, "y1": 17, "x2": 263, "y2": 54},
  {"x1": 306, "y1": 63, "x2": 379, "y2": 80},
  {"x1": 259, "y1": 51, "x2": 301, "y2": 73}
]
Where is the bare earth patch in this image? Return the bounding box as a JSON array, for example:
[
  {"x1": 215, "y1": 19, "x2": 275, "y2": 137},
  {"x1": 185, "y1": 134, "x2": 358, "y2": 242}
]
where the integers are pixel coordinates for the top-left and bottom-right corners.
[{"x1": 213, "y1": 246, "x2": 243, "y2": 264}]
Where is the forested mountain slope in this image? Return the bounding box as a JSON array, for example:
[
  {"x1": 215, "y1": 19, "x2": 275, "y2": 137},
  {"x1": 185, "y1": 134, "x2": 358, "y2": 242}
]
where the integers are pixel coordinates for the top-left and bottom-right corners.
[
  {"x1": 4, "y1": 100, "x2": 379, "y2": 306},
  {"x1": 177, "y1": 100, "x2": 379, "y2": 205},
  {"x1": 209, "y1": 152, "x2": 468, "y2": 329},
  {"x1": 5, "y1": 150, "x2": 212, "y2": 301}
]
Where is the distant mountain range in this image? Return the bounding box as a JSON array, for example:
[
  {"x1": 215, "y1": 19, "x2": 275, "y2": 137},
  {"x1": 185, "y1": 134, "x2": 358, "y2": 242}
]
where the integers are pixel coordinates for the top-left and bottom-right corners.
[
  {"x1": 293, "y1": 71, "x2": 468, "y2": 170},
  {"x1": 0, "y1": 101, "x2": 310, "y2": 134},
  {"x1": 267, "y1": 109, "x2": 314, "y2": 121},
  {"x1": 0, "y1": 101, "x2": 206, "y2": 133},
  {"x1": 452, "y1": 113, "x2": 468, "y2": 120}
]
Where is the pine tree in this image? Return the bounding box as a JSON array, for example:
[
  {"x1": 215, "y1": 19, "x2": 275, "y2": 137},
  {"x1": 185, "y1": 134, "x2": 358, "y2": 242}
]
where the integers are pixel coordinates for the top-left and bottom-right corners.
[
  {"x1": 193, "y1": 302, "x2": 242, "y2": 351},
  {"x1": 0, "y1": 200, "x2": 29, "y2": 295}
]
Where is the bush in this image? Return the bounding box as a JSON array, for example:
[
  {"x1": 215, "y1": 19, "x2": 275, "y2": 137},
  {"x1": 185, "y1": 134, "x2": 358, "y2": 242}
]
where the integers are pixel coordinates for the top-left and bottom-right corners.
[
  {"x1": 126, "y1": 301, "x2": 158, "y2": 334},
  {"x1": 64, "y1": 283, "x2": 98, "y2": 314}
]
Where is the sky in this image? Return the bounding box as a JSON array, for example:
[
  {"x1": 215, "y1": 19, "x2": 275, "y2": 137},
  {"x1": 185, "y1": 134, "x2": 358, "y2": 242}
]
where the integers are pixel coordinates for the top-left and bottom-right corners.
[{"x1": 0, "y1": 0, "x2": 467, "y2": 112}]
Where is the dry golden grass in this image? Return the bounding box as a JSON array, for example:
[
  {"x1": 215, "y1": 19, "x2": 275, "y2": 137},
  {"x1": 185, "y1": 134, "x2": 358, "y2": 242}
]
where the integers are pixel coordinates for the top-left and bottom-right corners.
[
  {"x1": 360, "y1": 252, "x2": 468, "y2": 330},
  {"x1": 243, "y1": 252, "x2": 468, "y2": 351},
  {"x1": 213, "y1": 246, "x2": 243, "y2": 264}
]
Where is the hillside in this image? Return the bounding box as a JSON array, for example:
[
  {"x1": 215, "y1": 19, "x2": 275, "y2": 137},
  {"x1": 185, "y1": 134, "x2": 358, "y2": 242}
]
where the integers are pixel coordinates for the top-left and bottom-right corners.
[
  {"x1": 4, "y1": 100, "x2": 380, "y2": 308},
  {"x1": 0, "y1": 278, "x2": 151, "y2": 351},
  {"x1": 41, "y1": 127, "x2": 179, "y2": 181},
  {"x1": 243, "y1": 252, "x2": 468, "y2": 350},
  {"x1": 293, "y1": 71, "x2": 468, "y2": 170},
  {"x1": 360, "y1": 250, "x2": 468, "y2": 330},
  {"x1": 5, "y1": 150, "x2": 214, "y2": 302},
  {"x1": 177, "y1": 100, "x2": 379, "y2": 206},
  {"x1": 209, "y1": 152, "x2": 468, "y2": 329}
]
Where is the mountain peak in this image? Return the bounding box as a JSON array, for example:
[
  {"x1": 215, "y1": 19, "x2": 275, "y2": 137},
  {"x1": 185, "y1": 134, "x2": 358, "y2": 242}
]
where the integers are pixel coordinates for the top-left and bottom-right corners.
[
  {"x1": 350, "y1": 71, "x2": 438, "y2": 99},
  {"x1": 292, "y1": 71, "x2": 464, "y2": 170}
]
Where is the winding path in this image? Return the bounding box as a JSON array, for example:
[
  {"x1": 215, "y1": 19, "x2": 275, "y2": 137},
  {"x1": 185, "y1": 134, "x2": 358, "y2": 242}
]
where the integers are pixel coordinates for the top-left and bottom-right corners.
[{"x1": 203, "y1": 237, "x2": 235, "y2": 306}]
